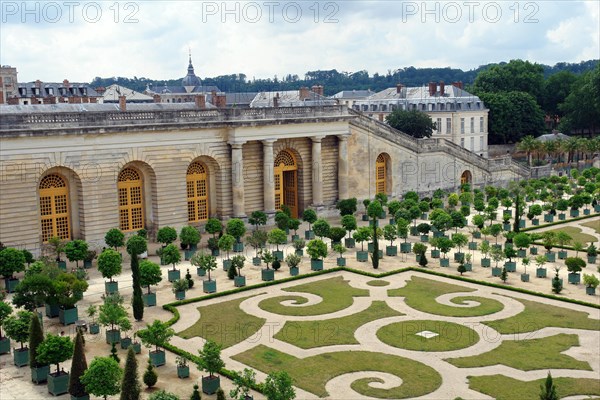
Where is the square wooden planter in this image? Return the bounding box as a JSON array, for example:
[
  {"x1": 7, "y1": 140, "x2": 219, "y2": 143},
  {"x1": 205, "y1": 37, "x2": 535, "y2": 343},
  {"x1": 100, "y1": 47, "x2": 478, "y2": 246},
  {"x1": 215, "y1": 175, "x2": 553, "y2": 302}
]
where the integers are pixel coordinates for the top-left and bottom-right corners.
[
  {"x1": 168, "y1": 269, "x2": 181, "y2": 282},
  {"x1": 105, "y1": 329, "x2": 121, "y2": 344},
  {"x1": 143, "y1": 292, "x2": 157, "y2": 307},
  {"x1": 175, "y1": 290, "x2": 186, "y2": 300},
  {"x1": 261, "y1": 269, "x2": 275, "y2": 281},
  {"x1": 105, "y1": 281, "x2": 119, "y2": 295},
  {"x1": 89, "y1": 323, "x2": 100, "y2": 334},
  {"x1": 202, "y1": 375, "x2": 221, "y2": 395},
  {"x1": 13, "y1": 347, "x2": 29, "y2": 367},
  {"x1": 536, "y1": 268, "x2": 547, "y2": 278},
  {"x1": 184, "y1": 249, "x2": 195, "y2": 261},
  {"x1": 177, "y1": 365, "x2": 190, "y2": 379},
  {"x1": 222, "y1": 259, "x2": 232, "y2": 271},
  {"x1": 0, "y1": 337, "x2": 10, "y2": 355},
  {"x1": 310, "y1": 259, "x2": 323, "y2": 271},
  {"x1": 234, "y1": 276, "x2": 246, "y2": 287},
  {"x1": 197, "y1": 267, "x2": 206, "y2": 276},
  {"x1": 59, "y1": 306, "x2": 78, "y2": 326},
  {"x1": 4, "y1": 278, "x2": 19, "y2": 293},
  {"x1": 337, "y1": 257, "x2": 346, "y2": 266},
  {"x1": 203, "y1": 280, "x2": 217, "y2": 293},
  {"x1": 47, "y1": 371, "x2": 69, "y2": 396},
  {"x1": 440, "y1": 258, "x2": 450, "y2": 267},
  {"x1": 289, "y1": 266, "x2": 299, "y2": 276},
  {"x1": 304, "y1": 230, "x2": 315, "y2": 240},
  {"x1": 345, "y1": 238, "x2": 355, "y2": 248},
  {"x1": 149, "y1": 350, "x2": 166, "y2": 367},
  {"x1": 492, "y1": 267, "x2": 502, "y2": 277},
  {"x1": 521, "y1": 273, "x2": 530, "y2": 282},
  {"x1": 385, "y1": 246, "x2": 397, "y2": 256},
  {"x1": 45, "y1": 303, "x2": 60, "y2": 318},
  {"x1": 356, "y1": 251, "x2": 369, "y2": 262},
  {"x1": 30, "y1": 365, "x2": 49, "y2": 384},
  {"x1": 120, "y1": 337, "x2": 132, "y2": 350},
  {"x1": 252, "y1": 257, "x2": 262, "y2": 266},
  {"x1": 400, "y1": 243, "x2": 412, "y2": 254},
  {"x1": 481, "y1": 258, "x2": 491, "y2": 268},
  {"x1": 233, "y1": 242, "x2": 244, "y2": 252},
  {"x1": 568, "y1": 273, "x2": 580, "y2": 284},
  {"x1": 273, "y1": 251, "x2": 284, "y2": 261}
]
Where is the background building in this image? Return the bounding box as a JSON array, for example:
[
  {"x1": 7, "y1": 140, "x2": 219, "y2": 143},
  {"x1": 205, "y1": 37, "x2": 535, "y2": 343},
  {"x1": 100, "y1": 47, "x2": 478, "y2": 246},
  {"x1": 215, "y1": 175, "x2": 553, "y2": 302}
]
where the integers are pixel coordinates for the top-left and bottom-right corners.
[
  {"x1": 354, "y1": 82, "x2": 489, "y2": 157},
  {"x1": 0, "y1": 65, "x2": 18, "y2": 104}
]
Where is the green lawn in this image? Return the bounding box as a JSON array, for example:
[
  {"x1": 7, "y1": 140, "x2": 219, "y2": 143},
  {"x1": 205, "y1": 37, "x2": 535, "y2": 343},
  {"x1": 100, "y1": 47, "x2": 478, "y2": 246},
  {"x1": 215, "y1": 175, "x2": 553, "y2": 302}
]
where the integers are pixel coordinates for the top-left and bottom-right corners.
[
  {"x1": 273, "y1": 301, "x2": 402, "y2": 349},
  {"x1": 581, "y1": 220, "x2": 600, "y2": 235},
  {"x1": 446, "y1": 333, "x2": 591, "y2": 371},
  {"x1": 469, "y1": 375, "x2": 600, "y2": 400},
  {"x1": 258, "y1": 276, "x2": 369, "y2": 316},
  {"x1": 377, "y1": 320, "x2": 479, "y2": 351},
  {"x1": 367, "y1": 280, "x2": 390, "y2": 286},
  {"x1": 542, "y1": 226, "x2": 598, "y2": 244},
  {"x1": 388, "y1": 277, "x2": 504, "y2": 317},
  {"x1": 484, "y1": 298, "x2": 600, "y2": 334},
  {"x1": 177, "y1": 294, "x2": 265, "y2": 348},
  {"x1": 233, "y1": 345, "x2": 442, "y2": 399}
]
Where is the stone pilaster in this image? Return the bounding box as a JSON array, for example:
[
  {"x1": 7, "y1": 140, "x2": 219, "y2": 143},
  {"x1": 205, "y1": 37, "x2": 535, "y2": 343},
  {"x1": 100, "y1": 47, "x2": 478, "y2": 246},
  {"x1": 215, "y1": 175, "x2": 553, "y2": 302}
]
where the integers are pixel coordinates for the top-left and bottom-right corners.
[
  {"x1": 262, "y1": 139, "x2": 276, "y2": 213},
  {"x1": 230, "y1": 142, "x2": 246, "y2": 218},
  {"x1": 311, "y1": 136, "x2": 325, "y2": 206},
  {"x1": 337, "y1": 134, "x2": 349, "y2": 200}
]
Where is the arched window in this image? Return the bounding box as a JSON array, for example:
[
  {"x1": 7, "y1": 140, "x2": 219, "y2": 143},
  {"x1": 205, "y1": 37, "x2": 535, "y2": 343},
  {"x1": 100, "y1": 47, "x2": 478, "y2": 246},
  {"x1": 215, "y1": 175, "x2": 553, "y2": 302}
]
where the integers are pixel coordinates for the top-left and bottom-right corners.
[
  {"x1": 187, "y1": 161, "x2": 209, "y2": 222},
  {"x1": 376, "y1": 154, "x2": 387, "y2": 195},
  {"x1": 39, "y1": 174, "x2": 71, "y2": 242},
  {"x1": 274, "y1": 150, "x2": 298, "y2": 218},
  {"x1": 118, "y1": 167, "x2": 144, "y2": 232}
]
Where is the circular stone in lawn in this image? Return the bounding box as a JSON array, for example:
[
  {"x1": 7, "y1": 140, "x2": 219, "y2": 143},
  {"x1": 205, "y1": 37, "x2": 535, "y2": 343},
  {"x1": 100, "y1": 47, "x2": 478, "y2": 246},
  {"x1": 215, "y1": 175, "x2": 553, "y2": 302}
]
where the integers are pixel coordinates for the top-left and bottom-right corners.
[
  {"x1": 367, "y1": 280, "x2": 391, "y2": 287},
  {"x1": 377, "y1": 320, "x2": 479, "y2": 352}
]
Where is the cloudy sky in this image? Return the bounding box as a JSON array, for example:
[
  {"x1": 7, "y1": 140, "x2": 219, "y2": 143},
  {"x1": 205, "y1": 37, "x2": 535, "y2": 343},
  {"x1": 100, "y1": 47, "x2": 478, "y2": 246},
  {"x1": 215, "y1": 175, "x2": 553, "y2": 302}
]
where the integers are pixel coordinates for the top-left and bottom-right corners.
[{"x1": 1, "y1": 0, "x2": 598, "y2": 83}]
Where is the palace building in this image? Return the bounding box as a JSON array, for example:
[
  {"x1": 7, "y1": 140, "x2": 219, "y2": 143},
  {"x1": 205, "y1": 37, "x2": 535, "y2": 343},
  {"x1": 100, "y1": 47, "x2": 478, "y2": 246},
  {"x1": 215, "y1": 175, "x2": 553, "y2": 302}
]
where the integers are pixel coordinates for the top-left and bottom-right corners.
[{"x1": 0, "y1": 100, "x2": 528, "y2": 254}]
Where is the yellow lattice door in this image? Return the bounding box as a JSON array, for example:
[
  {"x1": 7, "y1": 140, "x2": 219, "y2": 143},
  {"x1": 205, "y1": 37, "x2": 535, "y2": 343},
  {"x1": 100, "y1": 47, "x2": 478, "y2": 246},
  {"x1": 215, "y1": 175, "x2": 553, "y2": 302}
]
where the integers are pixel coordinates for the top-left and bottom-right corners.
[
  {"x1": 461, "y1": 171, "x2": 472, "y2": 185},
  {"x1": 376, "y1": 154, "x2": 387, "y2": 195},
  {"x1": 118, "y1": 168, "x2": 144, "y2": 232},
  {"x1": 39, "y1": 174, "x2": 71, "y2": 242},
  {"x1": 187, "y1": 162, "x2": 209, "y2": 222},
  {"x1": 274, "y1": 150, "x2": 298, "y2": 218}
]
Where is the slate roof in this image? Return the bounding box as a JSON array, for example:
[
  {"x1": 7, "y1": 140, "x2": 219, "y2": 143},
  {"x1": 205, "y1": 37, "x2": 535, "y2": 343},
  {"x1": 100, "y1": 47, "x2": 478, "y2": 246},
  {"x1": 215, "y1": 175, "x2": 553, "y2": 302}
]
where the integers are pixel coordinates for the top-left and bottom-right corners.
[
  {"x1": 102, "y1": 84, "x2": 154, "y2": 103},
  {"x1": 537, "y1": 132, "x2": 571, "y2": 142},
  {"x1": 330, "y1": 90, "x2": 375, "y2": 99},
  {"x1": 0, "y1": 102, "x2": 216, "y2": 114},
  {"x1": 15, "y1": 82, "x2": 100, "y2": 98},
  {"x1": 250, "y1": 90, "x2": 337, "y2": 108}
]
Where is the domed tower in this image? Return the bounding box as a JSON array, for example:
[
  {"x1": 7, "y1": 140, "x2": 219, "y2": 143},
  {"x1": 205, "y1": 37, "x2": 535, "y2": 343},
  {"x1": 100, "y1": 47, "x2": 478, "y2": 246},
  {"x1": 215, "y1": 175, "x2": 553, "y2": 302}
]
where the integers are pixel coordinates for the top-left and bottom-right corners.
[{"x1": 181, "y1": 51, "x2": 201, "y2": 93}]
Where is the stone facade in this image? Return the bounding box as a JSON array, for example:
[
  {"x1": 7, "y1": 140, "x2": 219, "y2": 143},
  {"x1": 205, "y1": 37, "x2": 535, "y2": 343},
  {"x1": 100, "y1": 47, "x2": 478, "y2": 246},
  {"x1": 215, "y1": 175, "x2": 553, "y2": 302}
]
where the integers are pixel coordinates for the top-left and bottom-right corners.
[{"x1": 0, "y1": 104, "x2": 528, "y2": 254}]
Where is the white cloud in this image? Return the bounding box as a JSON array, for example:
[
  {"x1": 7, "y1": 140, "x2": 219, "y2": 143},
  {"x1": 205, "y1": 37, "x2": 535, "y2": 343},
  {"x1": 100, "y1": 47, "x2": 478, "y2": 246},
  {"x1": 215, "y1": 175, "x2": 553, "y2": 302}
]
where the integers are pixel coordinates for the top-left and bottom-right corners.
[{"x1": 1, "y1": 0, "x2": 598, "y2": 83}]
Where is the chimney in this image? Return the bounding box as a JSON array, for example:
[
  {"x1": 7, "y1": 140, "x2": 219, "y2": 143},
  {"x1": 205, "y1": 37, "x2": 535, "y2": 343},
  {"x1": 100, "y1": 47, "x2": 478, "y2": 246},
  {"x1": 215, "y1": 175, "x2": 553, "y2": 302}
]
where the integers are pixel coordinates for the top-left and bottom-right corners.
[
  {"x1": 153, "y1": 94, "x2": 161, "y2": 103},
  {"x1": 396, "y1": 83, "x2": 403, "y2": 94},
  {"x1": 8, "y1": 97, "x2": 19, "y2": 105},
  {"x1": 89, "y1": 97, "x2": 97, "y2": 103},
  {"x1": 317, "y1": 85, "x2": 324, "y2": 96},
  {"x1": 428, "y1": 82, "x2": 436, "y2": 96},
  {"x1": 439, "y1": 81, "x2": 445, "y2": 96},
  {"x1": 119, "y1": 95, "x2": 126, "y2": 111},
  {"x1": 195, "y1": 95, "x2": 206, "y2": 109},
  {"x1": 311, "y1": 85, "x2": 319, "y2": 94},
  {"x1": 35, "y1": 79, "x2": 42, "y2": 88},
  {"x1": 273, "y1": 93, "x2": 279, "y2": 108},
  {"x1": 95, "y1": 86, "x2": 106, "y2": 94},
  {"x1": 211, "y1": 90, "x2": 217, "y2": 105},
  {"x1": 299, "y1": 87, "x2": 310, "y2": 101},
  {"x1": 0, "y1": 91, "x2": 4, "y2": 104},
  {"x1": 452, "y1": 81, "x2": 464, "y2": 90},
  {"x1": 215, "y1": 94, "x2": 226, "y2": 108},
  {"x1": 63, "y1": 79, "x2": 70, "y2": 88}
]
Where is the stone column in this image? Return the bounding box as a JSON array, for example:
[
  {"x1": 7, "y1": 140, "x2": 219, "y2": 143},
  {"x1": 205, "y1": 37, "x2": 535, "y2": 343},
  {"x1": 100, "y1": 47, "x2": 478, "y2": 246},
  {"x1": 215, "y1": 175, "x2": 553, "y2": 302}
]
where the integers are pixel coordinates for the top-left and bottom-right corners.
[
  {"x1": 262, "y1": 140, "x2": 276, "y2": 213},
  {"x1": 230, "y1": 142, "x2": 246, "y2": 218},
  {"x1": 337, "y1": 134, "x2": 349, "y2": 200},
  {"x1": 311, "y1": 136, "x2": 325, "y2": 206}
]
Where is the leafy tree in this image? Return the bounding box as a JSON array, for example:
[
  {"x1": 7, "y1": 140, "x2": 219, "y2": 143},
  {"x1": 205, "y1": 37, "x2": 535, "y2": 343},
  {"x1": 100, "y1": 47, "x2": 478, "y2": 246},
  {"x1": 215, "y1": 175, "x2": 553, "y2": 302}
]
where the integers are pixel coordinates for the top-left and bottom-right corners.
[
  {"x1": 306, "y1": 239, "x2": 328, "y2": 260},
  {"x1": 248, "y1": 211, "x2": 267, "y2": 230},
  {"x1": 162, "y1": 243, "x2": 181, "y2": 271},
  {"x1": 246, "y1": 230, "x2": 268, "y2": 258},
  {"x1": 139, "y1": 260, "x2": 162, "y2": 294},
  {"x1": 336, "y1": 198, "x2": 358, "y2": 216},
  {"x1": 36, "y1": 334, "x2": 74, "y2": 374},
  {"x1": 226, "y1": 219, "x2": 246, "y2": 241},
  {"x1": 218, "y1": 234, "x2": 236, "y2": 260},
  {"x1": 352, "y1": 227, "x2": 371, "y2": 251},
  {"x1": 110, "y1": 341, "x2": 120, "y2": 363},
  {"x1": 205, "y1": 218, "x2": 223, "y2": 239},
  {"x1": 97, "y1": 249, "x2": 122, "y2": 282},
  {"x1": 312, "y1": 219, "x2": 331, "y2": 239},
  {"x1": 137, "y1": 319, "x2": 174, "y2": 353},
  {"x1": 274, "y1": 211, "x2": 290, "y2": 232},
  {"x1": 105, "y1": 228, "x2": 125, "y2": 251},
  {"x1": 157, "y1": 226, "x2": 178, "y2": 245},
  {"x1": 0, "y1": 300, "x2": 13, "y2": 339},
  {"x1": 216, "y1": 389, "x2": 226, "y2": 400},
  {"x1": 513, "y1": 233, "x2": 531, "y2": 252},
  {"x1": 328, "y1": 227, "x2": 347, "y2": 244},
  {"x1": 180, "y1": 226, "x2": 201, "y2": 249},
  {"x1": 29, "y1": 313, "x2": 45, "y2": 369},
  {"x1": 197, "y1": 340, "x2": 225, "y2": 379},
  {"x1": 143, "y1": 359, "x2": 158, "y2": 388},
  {"x1": 12, "y1": 272, "x2": 53, "y2": 311},
  {"x1": 472, "y1": 59, "x2": 545, "y2": 103},
  {"x1": 559, "y1": 64, "x2": 600, "y2": 135},
  {"x1": 267, "y1": 229, "x2": 287, "y2": 252},
  {"x1": 65, "y1": 240, "x2": 88, "y2": 269},
  {"x1": 263, "y1": 370, "x2": 296, "y2": 400},
  {"x1": 383, "y1": 224, "x2": 397, "y2": 246},
  {"x1": 341, "y1": 215, "x2": 357, "y2": 238},
  {"x1": 98, "y1": 293, "x2": 128, "y2": 332},
  {"x1": 539, "y1": 371, "x2": 559, "y2": 400},
  {"x1": 565, "y1": 257, "x2": 585, "y2": 274},
  {"x1": 4, "y1": 310, "x2": 33, "y2": 349},
  {"x1": 81, "y1": 356, "x2": 123, "y2": 400},
  {"x1": 120, "y1": 347, "x2": 140, "y2": 400},
  {"x1": 230, "y1": 368, "x2": 256, "y2": 400},
  {"x1": 69, "y1": 330, "x2": 88, "y2": 399},
  {"x1": 542, "y1": 70, "x2": 579, "y2": 125},
  {"x1": 385, "y1": 109, "x2": 436, "y2": 138},
  {"x1": 302, "y1": 209, "x2": 317, "y2": 231},
  {"x1": 192, "y1": 252, "x2": 217, "y2": 281},
  {"x1": 0, "y1": 247, "x2": 26, "y2": 279}
]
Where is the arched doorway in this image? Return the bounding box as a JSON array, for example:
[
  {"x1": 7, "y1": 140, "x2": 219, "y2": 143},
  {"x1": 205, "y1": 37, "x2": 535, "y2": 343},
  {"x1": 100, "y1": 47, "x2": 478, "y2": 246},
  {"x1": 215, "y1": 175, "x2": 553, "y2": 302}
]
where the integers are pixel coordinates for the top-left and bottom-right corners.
[
  {"x1": 274, "y1": 150, "x2": 298, "y2": 218},
  {"x1": 118, "y1": 167, "x2": 144, "y2": 232},
  {"x1": 376, "y1": 153, "x2": 387, "y2": 195},
  {"x1": 39, "y1": 174, "x2": 71, "y2": 242},
  {"x1": 187, "y1": 161, "x2": 209, "y2": 222},
  {"x1": 461, "y1": 170, "x2": 473, "y2": 185}
]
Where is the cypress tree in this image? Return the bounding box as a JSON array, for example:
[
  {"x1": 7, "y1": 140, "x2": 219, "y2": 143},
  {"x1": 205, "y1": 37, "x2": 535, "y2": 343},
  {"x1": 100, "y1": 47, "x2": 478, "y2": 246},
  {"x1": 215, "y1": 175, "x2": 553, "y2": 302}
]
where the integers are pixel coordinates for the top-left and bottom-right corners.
[
  {"x1": 131, "y1": 255, "x2": 144, "y2": 321},
  {"x1": 110, "y1": 341, "x2": 120, "y2": 363},
  {"x1": 143, "y1": 358, "x2": 158, "y2": 388},
  {"x1": 540, "y1": 372, "x2": 559, "y2": 400},
  {"x1": 216, "y1": 388, "x2": 226, "y2": 400},
  {"x1": 68, "y1": 330, "x2": 88, "y2": 398},
  {"x1": 120, "y1": 347, "x2": 140, "y2": 400},
  {"x1": 29, "y1": 313, "x2": 44, "y2": 369}
]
